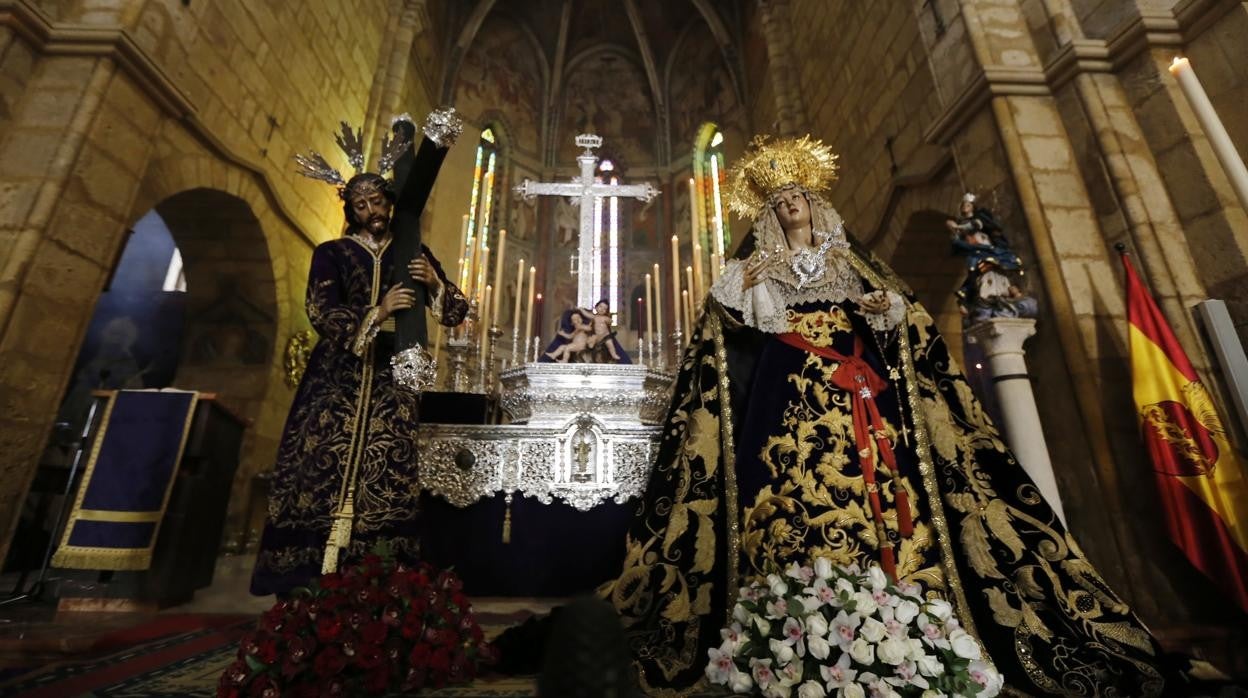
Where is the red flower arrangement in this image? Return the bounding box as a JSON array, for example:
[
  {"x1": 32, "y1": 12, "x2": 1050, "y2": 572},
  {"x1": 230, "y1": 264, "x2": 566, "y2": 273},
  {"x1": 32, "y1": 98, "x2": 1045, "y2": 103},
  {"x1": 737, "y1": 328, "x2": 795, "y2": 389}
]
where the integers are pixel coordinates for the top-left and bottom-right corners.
[{"x1": 219, "y1": 553, "x2": 496, "y2": 697}]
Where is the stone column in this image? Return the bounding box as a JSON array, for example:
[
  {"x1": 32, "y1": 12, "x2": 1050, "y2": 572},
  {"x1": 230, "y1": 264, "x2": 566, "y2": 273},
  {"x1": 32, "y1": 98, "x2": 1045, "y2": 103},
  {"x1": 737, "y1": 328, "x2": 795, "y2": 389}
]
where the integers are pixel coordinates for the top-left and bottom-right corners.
[
  {"x1": 756, "y1": 0, "x2": 809, "y2": 137},
  {"x1": 967, "y1": 318, "x2": 1066, "y2": 524}
]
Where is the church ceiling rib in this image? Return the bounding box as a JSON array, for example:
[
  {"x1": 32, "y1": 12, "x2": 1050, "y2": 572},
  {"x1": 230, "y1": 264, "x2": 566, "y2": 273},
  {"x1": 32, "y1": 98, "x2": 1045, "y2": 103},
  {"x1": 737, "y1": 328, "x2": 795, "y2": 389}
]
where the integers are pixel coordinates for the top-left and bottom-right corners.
[
  {"x1": 687, "y1": 0, "x2": 746, "y2": 107},
  {"x1": 439, "y1": 0, "x2": 499, "y2": 102}
]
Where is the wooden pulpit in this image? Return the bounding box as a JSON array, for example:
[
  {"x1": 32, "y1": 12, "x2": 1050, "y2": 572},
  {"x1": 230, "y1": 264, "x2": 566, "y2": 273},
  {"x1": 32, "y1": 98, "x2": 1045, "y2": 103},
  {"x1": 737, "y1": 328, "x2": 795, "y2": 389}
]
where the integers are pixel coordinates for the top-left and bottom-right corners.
[{"x1": 52, "y1": 390, "x2": 247, "y2": 612}]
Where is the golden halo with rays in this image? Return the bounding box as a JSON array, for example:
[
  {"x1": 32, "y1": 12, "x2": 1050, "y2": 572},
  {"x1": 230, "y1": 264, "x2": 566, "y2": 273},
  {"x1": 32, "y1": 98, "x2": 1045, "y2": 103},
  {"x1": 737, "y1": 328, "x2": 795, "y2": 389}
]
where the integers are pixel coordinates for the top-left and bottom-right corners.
[{"x1": 724, "y1": 135, "x2": 839, "y2": 218}]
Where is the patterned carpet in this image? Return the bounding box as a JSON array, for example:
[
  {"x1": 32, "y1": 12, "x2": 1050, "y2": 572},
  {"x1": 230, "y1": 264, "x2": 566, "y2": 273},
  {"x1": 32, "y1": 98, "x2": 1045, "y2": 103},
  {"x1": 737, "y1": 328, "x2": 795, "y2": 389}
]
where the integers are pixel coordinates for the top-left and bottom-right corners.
[{"x1": 0, "y1": 609, "x2": 541, "y2": 697}]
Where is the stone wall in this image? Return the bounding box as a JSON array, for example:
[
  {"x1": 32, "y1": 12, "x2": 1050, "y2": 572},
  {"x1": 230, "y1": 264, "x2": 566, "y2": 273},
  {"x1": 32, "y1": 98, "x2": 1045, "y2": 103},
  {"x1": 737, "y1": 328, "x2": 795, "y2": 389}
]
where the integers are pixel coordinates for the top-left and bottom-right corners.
[{"x1": 0, "y1": 0, "x2": 411, "y2": 563}]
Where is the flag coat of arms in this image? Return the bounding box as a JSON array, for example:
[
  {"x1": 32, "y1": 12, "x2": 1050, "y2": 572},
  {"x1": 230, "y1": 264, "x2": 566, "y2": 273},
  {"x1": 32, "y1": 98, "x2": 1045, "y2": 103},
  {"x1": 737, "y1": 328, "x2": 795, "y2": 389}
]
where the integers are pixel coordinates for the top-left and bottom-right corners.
[{"x1": 1123, "y1": 253, "x2": 1248, "y2": 611}]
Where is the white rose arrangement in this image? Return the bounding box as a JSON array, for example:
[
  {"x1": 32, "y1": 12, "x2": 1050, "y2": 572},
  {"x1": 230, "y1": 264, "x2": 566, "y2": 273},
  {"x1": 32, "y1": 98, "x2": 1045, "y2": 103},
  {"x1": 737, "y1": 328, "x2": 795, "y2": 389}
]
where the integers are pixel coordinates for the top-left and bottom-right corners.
[{"x1": 706, "y1": 560, "x2": 1004, "y2": 698}]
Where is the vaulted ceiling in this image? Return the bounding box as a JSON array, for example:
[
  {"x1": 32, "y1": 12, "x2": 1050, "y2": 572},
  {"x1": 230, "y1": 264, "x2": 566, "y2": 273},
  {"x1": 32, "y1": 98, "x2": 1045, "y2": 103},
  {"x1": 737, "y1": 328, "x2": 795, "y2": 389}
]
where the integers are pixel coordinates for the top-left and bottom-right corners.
[{"x1": 431, "y1": 0, "x2": 747, "y2": 165}]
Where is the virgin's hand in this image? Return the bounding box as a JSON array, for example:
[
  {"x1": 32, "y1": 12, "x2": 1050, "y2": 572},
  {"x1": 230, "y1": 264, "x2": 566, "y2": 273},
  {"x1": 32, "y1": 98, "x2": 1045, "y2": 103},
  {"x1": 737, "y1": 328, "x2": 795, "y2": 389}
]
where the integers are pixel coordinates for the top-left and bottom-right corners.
[
  {"x1": 408, "y1": 256, "x2": 439, "y2": 288},
  {"x1": 742, "y1": 255, "x2": 773, "y2": 291},
  {"x1": 379, "y1": 284, "x2": 416, "y2": 321},
  {"x1": 858, "y1": 290, "x2": 891, "y2": 315}
]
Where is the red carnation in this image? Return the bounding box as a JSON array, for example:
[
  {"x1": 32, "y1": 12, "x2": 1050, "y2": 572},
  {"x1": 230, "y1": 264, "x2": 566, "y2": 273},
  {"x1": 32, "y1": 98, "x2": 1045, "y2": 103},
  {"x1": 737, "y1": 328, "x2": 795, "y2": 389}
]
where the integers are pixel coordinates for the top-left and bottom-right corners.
[
  {"x1": 363, "y1": 665, "x2": 391, "y2": 694},
  {"x1": 356, "y1": 643, "x2": 386, "y2": 670},
  {"x1": 360, "y1": 620, "x2": 388, "y2": 645},
  {"x1": 313, "y1": 646, "x2": 347, "y2": 678},
  {"x1": 408, "y1": 642, "x2": 432, "y2": 666},
  {"x1": 247, "y1": 674, "x2": 281, "y2": 698},
  {"x1": 315, "y1": 615, "x2": 342, "y2": 643}
]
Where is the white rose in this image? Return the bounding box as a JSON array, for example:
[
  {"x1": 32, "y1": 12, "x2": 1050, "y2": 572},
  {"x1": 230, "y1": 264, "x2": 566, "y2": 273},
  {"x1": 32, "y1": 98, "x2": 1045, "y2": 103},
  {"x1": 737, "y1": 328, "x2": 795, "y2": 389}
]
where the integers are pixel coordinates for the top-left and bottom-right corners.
[
  {"x1": 849, "y1": 638, "x2": 875, "y2": 665},
  {"x1": 920, "y1": 691, "x2": 948, "y2": 698},
  {"x1": 798, "y1": 680, "x2": 828, "y2": 698},
  {"x1": 814, "y1": 557, "x2": 834, "y2": 580},
  {"x1": 729, "y1": 669, "x2": 754, "y2": 693},
  {"x1": 860, "y1": 617, "x2": 888, "y2": 644},
  {"x1": 915, "y1": 654, "x2": 944, "y2": 677},
  {"x1": 807, "y1": 613, "x2": 829, "y2": 638},
  {"x1": 969, "y1": 660, "x2": 1004, "y2": 698},
  {"x1": 769, "y1": 638, "x2": 795, "y2": 665},
  {"x1": 842, "y1": 684, "x2": 866, "y2": 698},
  {"x1": 877, "y1": 637, "x2": 908, "y2": 665},
  {"x1": 767, "y1": 574, "x2": 789, "y2": 596},
  {"x1": 808, "y1": 634, "x2": 832, "y2": 660},
  {"x1": 867, "y1": 565, "x2": 889, "y2": 590},
  {"x1": 948, "y1": 629, "x2": 982, "y2": 660},
  {"x1": 895, "y1": 599, "x2": 921, "y2": 625},
  {"x1": 925, "y1": 599, "x2": 952, "y2": 622},
  {"x1": 733, "y1": 604, "x2": 750, "y2": 624},
  {"x1": 853, "y1": 591, "x2": 878, "y2": 616},
  {"x1": 835, "y1": 578, "x2": 856, "y2": 596}
]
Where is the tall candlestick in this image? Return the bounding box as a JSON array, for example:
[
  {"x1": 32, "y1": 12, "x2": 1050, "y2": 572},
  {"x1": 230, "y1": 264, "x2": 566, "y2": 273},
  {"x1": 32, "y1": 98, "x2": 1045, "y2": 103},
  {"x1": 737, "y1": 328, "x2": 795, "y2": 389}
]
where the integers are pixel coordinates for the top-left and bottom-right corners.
[
  {"x1": 687, "y1": 177, "x2": 699, "y2": 243},
  {"x1": 709, "y1": 151, "x2": 726, "y2": 257},
  {"x1": 480, "y1": 285, "x2": 492, "y2": 347},
  {"x1": 670, "y1": 236, "x2": 681, "y2": 333},
  {"x1": 645, "y1": 273, "x2": 654, "y2": 345},
  {"x1": 535, "y1": 293, "x2": 543, "y2": 339},
  {"x1": 686, "y1": 265, "x2": 696, "y2": 315},
  {"x1": 710, "y1": 252, "x2": 721, "y2": 285},
  {"x1": 1169, "y1": 56, "x2": 1248, "y2": 215},
  {"x1": 653, "y1": 263, "x2": 663, "y2": 340},
  {"x1": 476, "y1": 246, "x2": 490, "y2": 308},
  {"x1": 693, "y1": 242, "x2": 705, "y2": 301},
  {"x1": 512, "y1": 258, "x2": 525, "y2": 331},
  {"x1": 636, "y1": 296, "x2": 644, "y2": 350},
  {"x1": 456, "y1": 214, "x2": 469, "y2": 288},
  {"x1": 682, "y1": 289, "x2": 691, "y2": 338},
  {"x1": 491, "y1": 229, "x2": 506, "y2": 322},
  {"x1": 523, "y1": 266, "x2": 536, "y2": 360}
]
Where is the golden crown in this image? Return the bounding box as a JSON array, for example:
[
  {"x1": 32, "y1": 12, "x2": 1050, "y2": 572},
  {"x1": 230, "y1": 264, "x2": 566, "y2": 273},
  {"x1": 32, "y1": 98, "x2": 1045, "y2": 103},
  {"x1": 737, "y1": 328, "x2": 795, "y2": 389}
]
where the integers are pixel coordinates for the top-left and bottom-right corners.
[{"x1": 724, "y1": 135, "x2": 839, "y2": 218}]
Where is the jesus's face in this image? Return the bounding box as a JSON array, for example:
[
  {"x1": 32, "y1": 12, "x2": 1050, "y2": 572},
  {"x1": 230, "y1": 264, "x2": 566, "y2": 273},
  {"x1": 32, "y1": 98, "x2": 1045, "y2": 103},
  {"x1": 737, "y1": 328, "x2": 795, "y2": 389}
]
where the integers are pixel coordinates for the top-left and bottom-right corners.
[{"x1": 348, "y1": 190, "x2": 392, "y2": 237}]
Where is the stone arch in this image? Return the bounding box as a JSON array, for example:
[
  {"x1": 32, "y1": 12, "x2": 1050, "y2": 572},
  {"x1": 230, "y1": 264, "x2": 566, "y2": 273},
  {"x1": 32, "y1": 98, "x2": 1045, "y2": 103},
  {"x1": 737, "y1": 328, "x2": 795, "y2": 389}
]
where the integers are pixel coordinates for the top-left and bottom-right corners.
[
  {"x1": 889, "y1": 208, "x2": 966, "y2": 360},
  {"x1": 128, "y1": 151, "x2": 305, "y2": 552}
]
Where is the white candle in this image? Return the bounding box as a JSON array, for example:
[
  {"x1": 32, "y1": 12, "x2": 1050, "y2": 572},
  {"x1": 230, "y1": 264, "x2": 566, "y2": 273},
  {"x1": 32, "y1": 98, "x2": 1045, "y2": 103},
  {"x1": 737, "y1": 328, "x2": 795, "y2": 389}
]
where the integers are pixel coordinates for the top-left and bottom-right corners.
[
  {"x1": 480, "y1": 285, "x2": 492, "y2": 347},
  {"x1": 1169, "y1": 56, "x2": 1248, "y2": 215}
]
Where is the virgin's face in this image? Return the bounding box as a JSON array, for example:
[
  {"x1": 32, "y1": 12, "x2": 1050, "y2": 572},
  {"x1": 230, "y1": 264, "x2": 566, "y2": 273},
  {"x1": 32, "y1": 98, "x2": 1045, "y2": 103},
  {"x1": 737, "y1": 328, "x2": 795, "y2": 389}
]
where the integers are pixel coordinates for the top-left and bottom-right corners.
[{"x1": 772, "y1": 188, "x2": 811, "y2": 232}]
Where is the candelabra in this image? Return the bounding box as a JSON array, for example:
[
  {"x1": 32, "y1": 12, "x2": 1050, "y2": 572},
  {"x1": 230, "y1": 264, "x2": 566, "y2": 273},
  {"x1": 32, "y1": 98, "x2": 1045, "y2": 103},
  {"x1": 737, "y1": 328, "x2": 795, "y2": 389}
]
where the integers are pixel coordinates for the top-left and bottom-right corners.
[
  {"x1": 485, "y1": 326, "x2": 502, "y2": 395},
  {"x1": 445, "y1": 335, "x2": 472, "y2": 393}
]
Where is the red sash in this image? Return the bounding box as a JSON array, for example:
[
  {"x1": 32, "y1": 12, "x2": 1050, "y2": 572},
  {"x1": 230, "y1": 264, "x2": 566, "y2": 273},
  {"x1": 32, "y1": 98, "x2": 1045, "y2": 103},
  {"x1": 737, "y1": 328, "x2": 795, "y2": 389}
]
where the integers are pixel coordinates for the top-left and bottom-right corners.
[{"x1": 776, "y1": 332, "x2": 913, "y2": 580}]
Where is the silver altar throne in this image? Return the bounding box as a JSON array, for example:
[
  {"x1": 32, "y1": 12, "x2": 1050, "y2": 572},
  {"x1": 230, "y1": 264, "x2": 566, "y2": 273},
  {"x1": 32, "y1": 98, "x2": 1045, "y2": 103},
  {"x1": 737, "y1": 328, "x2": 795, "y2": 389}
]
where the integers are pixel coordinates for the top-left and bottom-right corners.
[{"x1": 417, "y1": 364, "x2": 673, "y2": 512}]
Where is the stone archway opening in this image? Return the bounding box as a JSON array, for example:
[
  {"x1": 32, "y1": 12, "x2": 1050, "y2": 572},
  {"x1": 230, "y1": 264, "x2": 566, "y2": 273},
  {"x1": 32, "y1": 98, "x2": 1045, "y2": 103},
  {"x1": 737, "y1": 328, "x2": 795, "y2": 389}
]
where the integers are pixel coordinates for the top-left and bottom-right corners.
[
  {"x1": 3, "y1": 188, "x2": 279, "y2": 581},
  {"x1": 154, "y1": 188, "x2": 278, "y2": 419}
]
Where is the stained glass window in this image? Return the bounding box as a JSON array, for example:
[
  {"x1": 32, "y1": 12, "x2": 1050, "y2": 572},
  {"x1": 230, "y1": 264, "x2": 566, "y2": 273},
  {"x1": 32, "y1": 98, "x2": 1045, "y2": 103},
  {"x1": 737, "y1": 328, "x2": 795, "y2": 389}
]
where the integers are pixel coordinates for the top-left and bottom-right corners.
[
  {"x1": 693, "y1": 124, "x2": 729, "y2": 263},
  {"x1": 457, "y1": 127, "x2": 501, "y2": 299}
]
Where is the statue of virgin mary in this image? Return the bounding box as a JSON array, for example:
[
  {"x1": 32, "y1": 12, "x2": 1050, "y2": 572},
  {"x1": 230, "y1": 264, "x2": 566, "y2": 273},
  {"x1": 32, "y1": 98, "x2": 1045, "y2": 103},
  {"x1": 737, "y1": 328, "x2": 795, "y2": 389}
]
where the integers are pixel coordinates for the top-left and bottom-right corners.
[{"x1": 602, "y1": 135, "x2": 1194, "y2": 695}]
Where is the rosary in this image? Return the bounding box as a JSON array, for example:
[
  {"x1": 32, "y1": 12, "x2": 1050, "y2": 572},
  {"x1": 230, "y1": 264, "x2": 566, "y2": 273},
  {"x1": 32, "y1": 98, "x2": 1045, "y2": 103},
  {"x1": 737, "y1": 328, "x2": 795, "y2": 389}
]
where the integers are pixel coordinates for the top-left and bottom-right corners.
[{"x1": 871, "y1": 319, "x2": 911, "y2": 447}]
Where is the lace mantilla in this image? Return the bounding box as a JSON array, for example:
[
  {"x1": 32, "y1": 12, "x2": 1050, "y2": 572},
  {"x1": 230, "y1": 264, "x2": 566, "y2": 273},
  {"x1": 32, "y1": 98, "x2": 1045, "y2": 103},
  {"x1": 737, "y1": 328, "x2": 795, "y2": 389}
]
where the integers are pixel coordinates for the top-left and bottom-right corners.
[{"x1": 712, "y1": 256, "x2": 906, "y2": 335}]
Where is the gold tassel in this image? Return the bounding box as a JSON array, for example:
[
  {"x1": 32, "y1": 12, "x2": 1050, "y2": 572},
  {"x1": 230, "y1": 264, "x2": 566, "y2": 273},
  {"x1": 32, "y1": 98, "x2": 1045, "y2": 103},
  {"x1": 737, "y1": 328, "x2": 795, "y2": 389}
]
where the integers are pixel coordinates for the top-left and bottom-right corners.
[
  {"x1": 502, "y1": 501, "x2": 512, "y2": 544},
  {"x1": 321, "y1": 494, "x2": 355, "y2": 575}
]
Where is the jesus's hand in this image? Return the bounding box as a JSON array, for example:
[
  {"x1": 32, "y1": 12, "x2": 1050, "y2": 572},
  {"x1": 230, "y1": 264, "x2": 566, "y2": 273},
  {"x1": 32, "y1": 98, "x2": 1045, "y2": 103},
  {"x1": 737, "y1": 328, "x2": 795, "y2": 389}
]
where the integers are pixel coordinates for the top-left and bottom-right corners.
[{"x1": 408, "y1": 255, "x2": 440, "y2": 289}]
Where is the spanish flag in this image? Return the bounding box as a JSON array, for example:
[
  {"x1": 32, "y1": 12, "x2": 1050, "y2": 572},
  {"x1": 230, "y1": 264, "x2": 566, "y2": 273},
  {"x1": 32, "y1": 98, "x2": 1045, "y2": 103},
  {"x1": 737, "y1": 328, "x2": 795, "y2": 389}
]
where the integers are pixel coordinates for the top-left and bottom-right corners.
[{"x1": 1123, "y1": 252, "x2": 1248, "y2": 611}]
